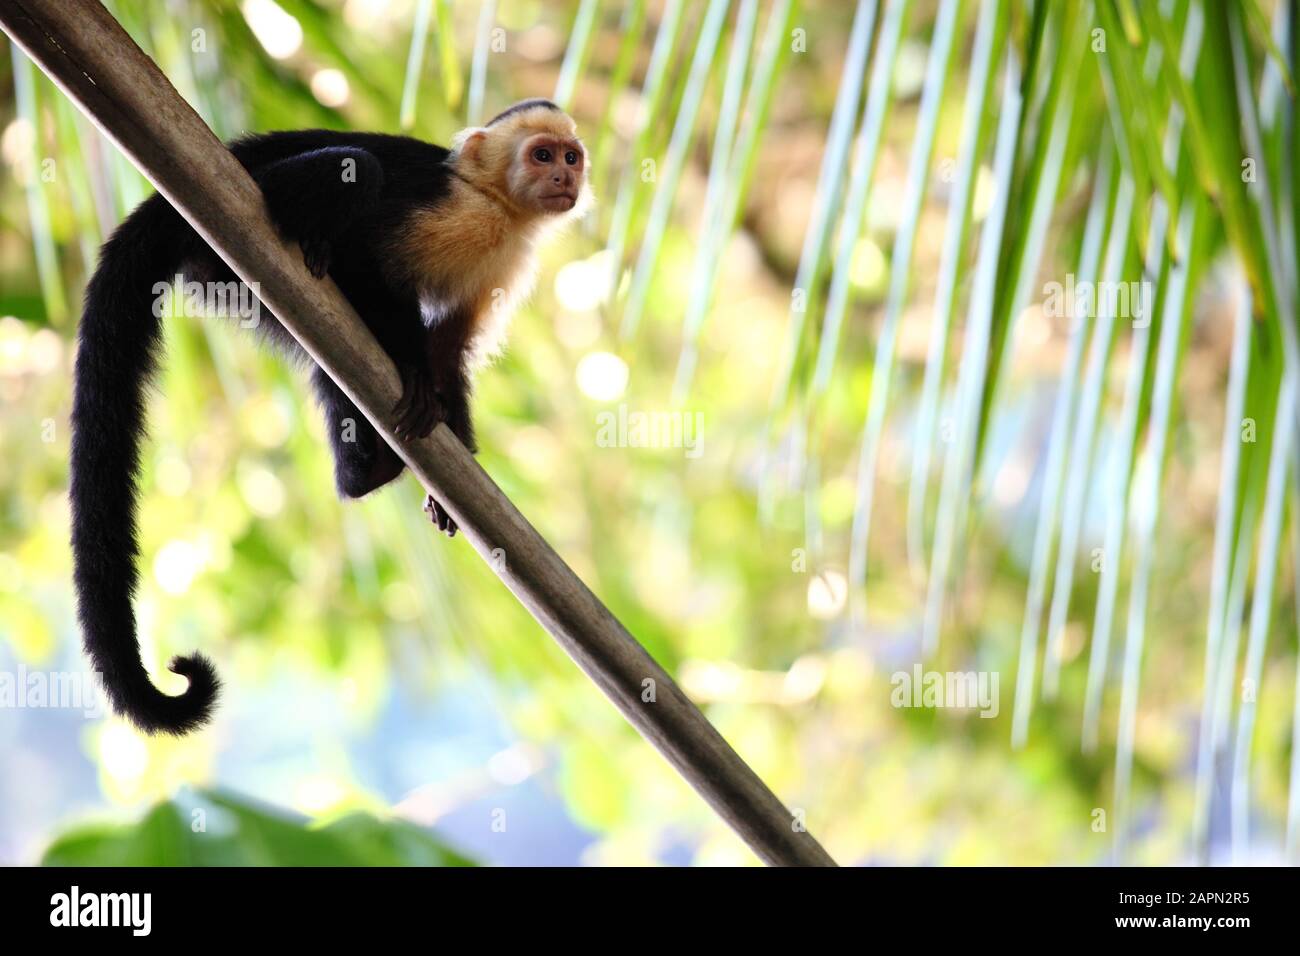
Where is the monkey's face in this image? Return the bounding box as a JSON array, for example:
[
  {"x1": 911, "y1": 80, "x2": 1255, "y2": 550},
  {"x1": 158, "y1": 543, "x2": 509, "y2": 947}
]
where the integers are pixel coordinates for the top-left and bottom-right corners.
[{"x1": 511, "y1": 132, "x2": 587, "y2": 215}]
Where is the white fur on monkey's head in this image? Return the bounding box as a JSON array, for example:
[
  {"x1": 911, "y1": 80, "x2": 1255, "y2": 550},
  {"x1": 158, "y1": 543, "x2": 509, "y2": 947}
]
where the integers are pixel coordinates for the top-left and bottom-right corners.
[{"x1": 449, "y1": 99, "x2": 593, "y2": 220}]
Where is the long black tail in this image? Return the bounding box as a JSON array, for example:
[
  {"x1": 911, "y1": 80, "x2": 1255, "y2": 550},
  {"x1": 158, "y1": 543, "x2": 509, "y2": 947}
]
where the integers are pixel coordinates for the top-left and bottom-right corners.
[{"x1": 70, "y1": 194, "x2": 219, "y2": 734}]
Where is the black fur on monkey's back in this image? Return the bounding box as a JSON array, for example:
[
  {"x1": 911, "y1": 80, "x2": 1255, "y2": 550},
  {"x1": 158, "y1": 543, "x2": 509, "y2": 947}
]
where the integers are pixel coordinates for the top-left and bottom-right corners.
[{"x1": 72, "y1": 129, "x2": 461, "y2": 735}]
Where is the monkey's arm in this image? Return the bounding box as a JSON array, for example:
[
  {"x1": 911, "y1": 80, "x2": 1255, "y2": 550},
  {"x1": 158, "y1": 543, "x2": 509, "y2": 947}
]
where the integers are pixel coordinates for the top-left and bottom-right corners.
[{"x1": 253, "y1": 146, "x2": 384, "y2": 277}]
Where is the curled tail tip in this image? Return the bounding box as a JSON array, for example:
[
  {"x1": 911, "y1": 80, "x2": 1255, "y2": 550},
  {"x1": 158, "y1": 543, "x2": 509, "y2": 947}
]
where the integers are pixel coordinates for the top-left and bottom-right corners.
[
  {"x1": 163, "y1": 652, "x2": 221, "y2": 735},
  {"x1": 168, "y1": 651, "x2": 220, "y2": 686},
  {"x1": 120, "y1": 652, "x2": 222, "y2": 736}
]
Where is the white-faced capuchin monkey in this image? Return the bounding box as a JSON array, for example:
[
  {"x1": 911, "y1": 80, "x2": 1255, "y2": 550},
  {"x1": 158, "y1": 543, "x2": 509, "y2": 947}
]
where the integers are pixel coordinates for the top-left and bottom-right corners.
[{"x1": 71, "y1": 99, "x2": 592, "y2": 734}]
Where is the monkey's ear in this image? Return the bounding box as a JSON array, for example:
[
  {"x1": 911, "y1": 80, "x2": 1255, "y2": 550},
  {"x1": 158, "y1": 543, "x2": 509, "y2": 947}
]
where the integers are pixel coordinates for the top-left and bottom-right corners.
[{"x1": 456, "y1": 130, "x2": 488, "y2": 163}]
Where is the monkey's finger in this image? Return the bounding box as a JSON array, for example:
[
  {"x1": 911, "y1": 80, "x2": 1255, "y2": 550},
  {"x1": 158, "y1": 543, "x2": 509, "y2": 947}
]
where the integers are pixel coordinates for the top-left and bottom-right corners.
[
  {"x1": 300, "y1": 238, "x2": 331, "y2": 279},
  {"x1": 395, "y1": 398, "x2": 430, "y2": 440},
  {"x1": 402, "y1": 387, "x2": 444, "y2": 440},
  {"x1": 393, "y1": 367, "x2": 437, "y2": 440},
  {"x1": 392, "y1": 387, "x2": 418, "y2": 438},
  {"x1": 423, "y1": 494, "x2": 447, "y2": 528},
  {"x1": 412, "y1": 398, "x2": 442, "y2": 439},
  {"x1": 423, "y1": 494, "x2": 457, "y2": 537}
]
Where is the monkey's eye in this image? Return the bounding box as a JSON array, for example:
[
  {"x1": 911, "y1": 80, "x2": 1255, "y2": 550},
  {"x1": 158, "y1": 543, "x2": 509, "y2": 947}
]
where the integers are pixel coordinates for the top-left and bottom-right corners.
[
  {"x1": 565, "y1": 150, "x2": 579, "y2": 166},
  {"x1": 532, "y1": 147, "x2": 552, "y2": 163}
]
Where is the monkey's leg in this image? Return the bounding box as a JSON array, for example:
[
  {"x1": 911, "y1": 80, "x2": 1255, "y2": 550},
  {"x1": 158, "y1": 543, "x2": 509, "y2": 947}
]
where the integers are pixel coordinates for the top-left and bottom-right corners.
[
  {"x1": 405, "y1": 362, "x2": 467, "y2": 536},
  {"x1": 427, "y1": 310, "x2": 477, "y2": 451},
  {"x1": 254, "y1": 146, "x2": 384, "y2": 278},
  {"x1": 311, "y1": 366, "x2": 405, "y2": 499},
  {"x1": 389, "y1": 304, "x2": 477, "y2": 446},
  {"x1": 414, "y1": 311, "x2": 478, "y2": 537},
  {"x1": 390, "y1": 360, "x2": 445, "y2": 442}
]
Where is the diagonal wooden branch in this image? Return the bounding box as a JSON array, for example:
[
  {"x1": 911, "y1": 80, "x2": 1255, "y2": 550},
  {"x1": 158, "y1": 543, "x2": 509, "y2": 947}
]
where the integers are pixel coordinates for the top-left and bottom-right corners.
[{"x1": 0, "y1": 0, "x2": 836, "y2": 866}]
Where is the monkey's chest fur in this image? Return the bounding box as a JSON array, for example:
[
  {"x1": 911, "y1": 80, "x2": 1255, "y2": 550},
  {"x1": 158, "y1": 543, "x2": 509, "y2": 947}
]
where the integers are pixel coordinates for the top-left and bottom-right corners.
[{"x1": 393, "y1": 179, "x2": 544, "y2": 368}]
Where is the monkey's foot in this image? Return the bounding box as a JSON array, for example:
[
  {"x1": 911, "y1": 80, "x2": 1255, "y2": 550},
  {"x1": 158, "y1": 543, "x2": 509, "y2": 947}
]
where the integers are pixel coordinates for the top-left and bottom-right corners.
[
  {"x1": 300, "y1": 237, "x2": 332, "y2": 279},
  {"x1": 393, "y1": 367, "x2": 444, "y2": 440},
  {"x1": 423, "y1": 494, "x2": 458, "y2": 538}
]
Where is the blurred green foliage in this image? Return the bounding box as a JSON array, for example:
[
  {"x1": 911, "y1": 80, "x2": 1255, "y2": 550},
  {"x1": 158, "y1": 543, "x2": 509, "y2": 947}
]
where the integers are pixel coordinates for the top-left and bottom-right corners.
[{"x1": 43, "y1": 789, "x2": 475, "y2": 866}]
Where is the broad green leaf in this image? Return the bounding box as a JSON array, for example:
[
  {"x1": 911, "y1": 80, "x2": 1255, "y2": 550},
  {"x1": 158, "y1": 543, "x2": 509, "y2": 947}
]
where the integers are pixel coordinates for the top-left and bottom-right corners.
[{"x1": 42, "y1": 790, "x2": 476, "y2": 867}]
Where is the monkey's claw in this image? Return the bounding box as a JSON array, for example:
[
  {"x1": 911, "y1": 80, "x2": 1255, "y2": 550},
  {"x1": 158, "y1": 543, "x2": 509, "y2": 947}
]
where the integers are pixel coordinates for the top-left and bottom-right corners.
[
  {"x1": 424, "y1": 494, "x2": 458, "y2": 537},
  {"x1": 300, "y1": 237, "x2": 332, "y2": 278},
  {"x1": 392, "y1": 367, "x2": 444, "y2": 440}
]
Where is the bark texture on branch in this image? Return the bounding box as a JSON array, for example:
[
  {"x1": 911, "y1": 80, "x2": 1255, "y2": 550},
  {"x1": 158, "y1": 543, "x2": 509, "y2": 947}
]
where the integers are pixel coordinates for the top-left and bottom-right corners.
[{"x1": 0, "y1": 0, "x2": 837, "y2": 866}]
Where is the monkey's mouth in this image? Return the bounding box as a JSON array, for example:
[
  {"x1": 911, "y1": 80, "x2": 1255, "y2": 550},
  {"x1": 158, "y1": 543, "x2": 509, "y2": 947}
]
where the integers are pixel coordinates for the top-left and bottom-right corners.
[{"x1": 539, "y1": 192, "x2": 578, "y2": 211}]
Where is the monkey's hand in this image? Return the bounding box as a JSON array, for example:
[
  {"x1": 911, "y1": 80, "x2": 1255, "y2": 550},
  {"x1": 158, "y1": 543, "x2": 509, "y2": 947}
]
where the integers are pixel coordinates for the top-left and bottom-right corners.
[
  {"x1": 300, "y1": 236, "x2": 332, "y2": 279},
  {"x1": 392, "y1": 364, "x2": 445, "y2": 440},
  {"x1": 423, "y1": 494, "x2": 458, "y2": 538}
]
